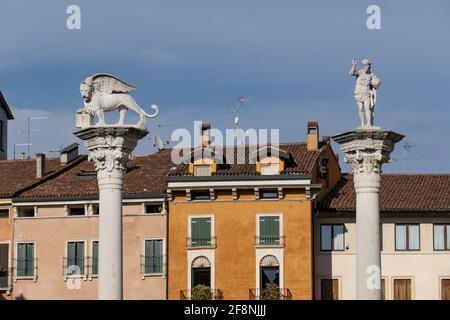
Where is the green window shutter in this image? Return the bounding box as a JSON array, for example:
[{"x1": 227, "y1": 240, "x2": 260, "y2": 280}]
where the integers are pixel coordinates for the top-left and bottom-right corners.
[
  {"x1": 260, "y1": 216, "x2": 280, "y2": 244},
  {"x1": 77, "y1": 242, "x2": 85, "y2": 274},
  {"x1": 67, "y1": 242, "x2": 84, "y2": 275},
  {"x1": 26, "y1": 244, "x2": 34, "y2": 276},
  {"x1": 17, "y1": 244, "x2": 26, "y2": 277},
  {"x1": 191, "y1": 218, "x2": 211, "y2": 246},
  {"x1": 145, "y1": 240, "x2": 163, "y2": 273},
  {"x1": 92, "y1": 241, "x2": 98, "y2": 275}
]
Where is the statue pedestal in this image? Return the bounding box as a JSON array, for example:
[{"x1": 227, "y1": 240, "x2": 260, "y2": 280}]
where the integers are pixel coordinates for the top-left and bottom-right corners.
[
  {"x1": 333, "y1": 129, "x2": 404, "y2": 300},
  {"x1": 74, "y1": 126, "x2": 148, "y2": 300}
]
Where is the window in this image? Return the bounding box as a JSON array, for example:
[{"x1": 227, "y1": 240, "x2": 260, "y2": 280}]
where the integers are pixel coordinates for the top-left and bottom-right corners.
[
  {"x1": 190, "y1": 217, "x2": 212, "y2": 247},
  {"x1": 66, "y1": 241, "x2": 85, "y2": 276},
  {"x1": 17, "y1": 207, "x2": 35, "y2": 218},
  {"x1": 395, "y1": 224, "x2": 420, "y2": 251},
  {"x1": 320, "y1": 224, "x2": 344, "y2": 251},
  {"x1": 68, "y1": 207, "x2": 85, "y2": 216},
  {"x1": 434, "y1": 224, "x2": 450, "y2": 251},
  {"x1": 144, "y1": 240, "x2": 163, "y2": 274},
  {"x1": 191, "y1": 190, "x2": 211, "y2": 201},
  {"x1": 91, "y1": 241, "x2": 98, "y2": 276},
  {"x1": 92, "y1": 205, "x2": 99, "y2": 215},
  {"x1": 0, "y1": 209, "x2": 9, "y2": 218},
  {"x1": 260, "y1": 189, "x2": 278, "y2": 199},
  {"x1": 16, "y1": 243, "x2": 35, "y2": 277},
  {"x1": 194, "y1": 165, "x2": 211, "y2": 176},
  {"x1": 442, "y1": 279, "x2": 450, "y2": 300},
  {"x1": 145, "y1": 204, "x2": 163, "y2": 214},
  {"x1": 259, "y1": 216, "x2": 281, "y2": 245},
  {"x1": 261, "y1": 163, "x2": 279, "y2": 175}
]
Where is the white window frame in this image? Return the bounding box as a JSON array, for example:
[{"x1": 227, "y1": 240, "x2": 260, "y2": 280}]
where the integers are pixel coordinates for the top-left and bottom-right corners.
[
  {"x1": 142, "y1": 237, "x2": 166, "y2": 278},
  {"x1": 64, "y1": 240, "x2": 87, "y2": 281},
  {"x1": 15, "y1": 206, "x2": 37, "y2": 219},
  {"x1": 14, "y1": 241, "x2": 37, "y2": 281}
]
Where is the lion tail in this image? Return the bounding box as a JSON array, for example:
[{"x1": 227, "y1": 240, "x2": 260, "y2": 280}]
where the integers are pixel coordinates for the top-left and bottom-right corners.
[{"x1": 143, "y1": 104, "x2": 159, "y2": 118}]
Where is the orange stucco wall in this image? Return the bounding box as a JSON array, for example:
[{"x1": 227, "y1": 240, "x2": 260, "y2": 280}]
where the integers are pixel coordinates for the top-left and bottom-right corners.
[{"x1": 168, "y1": 195, "x2": 314, "y2": 300}]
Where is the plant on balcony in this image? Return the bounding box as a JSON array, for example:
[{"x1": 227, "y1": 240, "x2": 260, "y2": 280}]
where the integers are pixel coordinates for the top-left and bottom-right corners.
[
  {"x1": 260, "y1": 282, "x2": 281, "y2": 300},
  {"x1": 191, "y1": 284, "x2": 212, "y2": 300}
]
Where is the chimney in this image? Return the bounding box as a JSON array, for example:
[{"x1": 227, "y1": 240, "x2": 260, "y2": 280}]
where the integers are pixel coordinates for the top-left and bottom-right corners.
[
  {"x1": 201, "y1": 123, "x2": 211, "y2": 147},
  {"x1": 60, "y1": 143, "x2": 79, "y2": 165},
  {"x1": 307, "y1": 121, "x2": 319, "y2": 151},
  {"x1": 36, "y1": 153, "x2": 46, "y2": 179}
]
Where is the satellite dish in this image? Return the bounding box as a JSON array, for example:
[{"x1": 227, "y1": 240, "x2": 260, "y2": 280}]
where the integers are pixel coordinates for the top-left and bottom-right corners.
[{"x1": 153, "y1": 135, "x2": 165, "y2": 150}]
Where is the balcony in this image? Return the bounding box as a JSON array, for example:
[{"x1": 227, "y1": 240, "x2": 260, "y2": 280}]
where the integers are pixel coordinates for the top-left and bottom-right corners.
[
  {"x1": 62, "y1": 257, "x2": 86, "y2": 280},
  {"x1": 254, "y1": 235, "x2": 285, "y2": 247},
  {"x1": 186, "y1": 237, "x2": 217, "y2": 249},
  {"x1": 14, "y1": 258, "x2": 38, "y2": 281},
  {"x1": 140, "y1": 255, "x2": 166, "y2": 278},
  {"x1": 249, "y1": 288, "x2": 292, "y2": 300},
  {"x1": 0, "y1": 268, "x2": 12, "y2": 291},
  {"x1": 180, "y1": 289, "x2": 224, "y2": 300}
]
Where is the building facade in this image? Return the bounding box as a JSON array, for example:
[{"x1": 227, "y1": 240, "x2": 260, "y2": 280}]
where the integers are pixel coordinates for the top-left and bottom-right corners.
[
  {"x1": 0, "y1": 91, "x2": 14, "y2": 161},
  {"x1": 167, "y1": 122, "x2": 341, "y2": 300},
  {"x1": 317, "y1": 174, "x2": 450, "y2": 300}
]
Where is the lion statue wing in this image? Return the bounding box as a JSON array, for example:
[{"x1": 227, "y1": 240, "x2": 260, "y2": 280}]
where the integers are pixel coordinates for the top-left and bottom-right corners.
[{"x1": 89, "y1": 73, "x2": 137, "y2": 94}]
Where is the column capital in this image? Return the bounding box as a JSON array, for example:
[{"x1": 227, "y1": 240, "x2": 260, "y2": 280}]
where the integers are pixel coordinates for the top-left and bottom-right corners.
[{"x1": 74, "y1": 126, "x2": 148, "y2": 180}]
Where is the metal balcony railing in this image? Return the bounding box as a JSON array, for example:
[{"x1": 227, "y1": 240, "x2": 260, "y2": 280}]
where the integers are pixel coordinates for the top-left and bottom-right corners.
[
  {"x1": 249, "y1": 288, "x2": 292, "y2": 300},
  {"x1": 63, "y1": 257, "x2": 86, "y2": 278},
  {"x1": 13, "y1": 258, "x2": 38, "y2": 280},
  {"x1": 140, "y1": 255, "x2": 166, "y2": 277},
  {"x1": 180, "y1": 289, "x2": 224, "y2": 300},
  {"x1": 254, "y1": 235, "x2": 285, "y2": 247},
  {"x1": 186, "y1": 237, "x2": 217, "y2": 248},
  {"x1": 0, "y1": 268, "x2": 12, "y2": 291}
]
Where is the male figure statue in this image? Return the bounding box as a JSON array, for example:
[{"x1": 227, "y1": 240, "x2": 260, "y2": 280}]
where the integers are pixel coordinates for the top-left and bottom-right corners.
[{"x1": 349, "y1": 58, "x2": 381, "y2": 129}]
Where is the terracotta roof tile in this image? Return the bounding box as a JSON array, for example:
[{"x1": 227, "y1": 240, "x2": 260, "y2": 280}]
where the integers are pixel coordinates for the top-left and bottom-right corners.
[
  {"x1": 0, "y1": 157, "x2": 71, "y2": 197},
  {"x1": 168, "y1": 142, "x2": 321, "y2": 176},
  {"x1": 18, "y1": 149, "x2": 175, "y2": 199},
  {"x1": 320, "y1": 173, "x2": 450, "y2": 212}
]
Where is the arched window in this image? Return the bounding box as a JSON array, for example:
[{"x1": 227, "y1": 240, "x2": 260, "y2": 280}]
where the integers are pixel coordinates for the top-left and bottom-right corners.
[
  {"x1": 191, "y1": 256, "x2": 211, "y2": 288},
  {"x1": 260, "y1": 255, "x2": 280, "y2": 288}
]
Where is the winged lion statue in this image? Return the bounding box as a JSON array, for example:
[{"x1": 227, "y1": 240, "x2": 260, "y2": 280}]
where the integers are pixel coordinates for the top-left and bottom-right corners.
[{"x1": 80, "y1": 74, "x2": 158, "y2": 128}]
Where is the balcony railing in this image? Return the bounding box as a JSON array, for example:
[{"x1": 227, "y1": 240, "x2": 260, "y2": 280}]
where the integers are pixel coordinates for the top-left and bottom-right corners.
[
  {"x1": 0, "y1": 268, "x2": 12, "y2": 291},
  {"x1": 13, "y1": 258, "x2": 38, "y2": 280},
  {"x1": 180, "y1": 289, "x2": 224, "y2": 300},
  {"x1": 249, "y1": 288, "x2": 292, "y2": 300},
  {"x1": 63, "y1": 257, "x2": 86, "y2": 279},
  {"x1": 254, "y1": 235, "x2": 285, "y2": 247},
  {"x1": 140, "y1": 255, "x2": 166, "y2": 278},
  {"x1": 186, "y1": 237, "x2": 217, "y2": 248}
]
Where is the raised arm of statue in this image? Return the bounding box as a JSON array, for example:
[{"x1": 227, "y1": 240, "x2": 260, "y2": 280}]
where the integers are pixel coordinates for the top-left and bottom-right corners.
[{"x1": 349, "y1": 57, "x2": 358, "y2": 76}]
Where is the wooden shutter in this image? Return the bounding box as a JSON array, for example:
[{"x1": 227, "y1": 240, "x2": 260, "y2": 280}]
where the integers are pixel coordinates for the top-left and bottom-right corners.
[
  {"x1": 191, "y1": 218, "x2": 211, "y2": 245},
  {"x1": 321, "y1": 279, "x2": 338, "y2": 300},
  {"x1": 260, "y1": 216, "x2": 279, "y2": 244},
  {"x1": 394, "y1": 279, "x2": 411, "y2": 300},
  {"x1": 0, "y1": 244, "x2": 8, "y2": 288},
  {"x1": 92, "y1": 241, "x2": 98, "y2": 275},
  {"x1": 442, "y1": 279, "x2": 450, "y2": 300},
  {"x1": 381, "y1": 279, "x2": 385, "y2": 300}
]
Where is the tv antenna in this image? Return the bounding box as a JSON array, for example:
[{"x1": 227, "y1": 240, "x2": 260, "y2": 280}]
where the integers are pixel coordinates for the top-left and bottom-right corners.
[
  {"x1": 224, "y1": 95, "x2": 253, "y2": 144},
  {"x1": 17, "y1": 116, "x2": 48, "y2": 159},
  {"x1": 151, "y1": 123, "x2": 170, "y2": 151},
  {"x1": 391, "y1": 141, "x2": 423, "y2": 173}
]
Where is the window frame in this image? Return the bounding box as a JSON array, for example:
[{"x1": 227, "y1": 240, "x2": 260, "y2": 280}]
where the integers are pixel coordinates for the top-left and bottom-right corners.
[
  {"x1": 0, "y1": 208, "x2": 9, "y2": 219},
  {"x1": 433, "y1": 224, "x2": 450, "y2": 251},
  {"x1": 395, "y1": 224, "x2": 421, "y2": 251},
  {"x1": 15, "y1": 241, "x2": 36, "y2": 279},
  {"x1": 256, "y1": 213, "x2": 283, "y2": 246},
  {"x1": 320, "y1": 224, "x2": 345, "y2": 252},
  {"x1": 188, "y1": 214, "x2": 215, "y2": 248},
  {"x1": 142, "y1": 237, "x2": 165, "y2": 277},
  {"x1": 194, "y1": 165, "x2": 212, "y2": 177},
  {"x1": 259, "y1": 189, "x2": 279, "y2": 200},
  {"x1": 65, "y1": 240, "x2": 86, "y2": 278},
  {"x1": 90, "y1": 240, "x2": 99, "y2": 278},
  {"x1": 67, "y1": 206, "x2": 87, "y2": 217},
  {"x1": 144, "y1": 203, "x2": 164, "y2": 215},
  {"x1": 190, "y1": 190, "x2": 211, "y2": 201},
  {"x1": 16, "y1": 207, "x2": 36, "y2": 218}
]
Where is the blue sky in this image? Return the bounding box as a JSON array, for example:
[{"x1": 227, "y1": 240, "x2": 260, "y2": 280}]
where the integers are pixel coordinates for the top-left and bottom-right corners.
[{"x1": 1, "y1": 0, "x2": 449, "y2": 173}]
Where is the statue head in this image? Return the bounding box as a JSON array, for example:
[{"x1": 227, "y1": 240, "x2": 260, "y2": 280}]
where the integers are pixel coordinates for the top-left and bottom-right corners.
[
  {"x1": 362, "y1": 59, "x2": 371, "y2": 73},
  {"x1": 80, "y1": 80, "x2": 93, "y2": 103}
]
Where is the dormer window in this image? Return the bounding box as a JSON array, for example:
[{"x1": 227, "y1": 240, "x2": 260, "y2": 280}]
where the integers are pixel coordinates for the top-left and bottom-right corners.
[
  {"x1": 194, "y1": 165, "x2": 211, "y2": 176},
  {"x1": 260, "y1": 162, "x2": 280, "y2": 175}
]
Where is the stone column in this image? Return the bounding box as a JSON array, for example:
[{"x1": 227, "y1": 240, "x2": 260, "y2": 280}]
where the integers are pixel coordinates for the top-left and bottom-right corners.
[
  {"x1": 333, "y1": 130, "x2": 403, "y2": 300},
  {"x1": 74, "y1": 127, "x2": 148, "y2": 300}
]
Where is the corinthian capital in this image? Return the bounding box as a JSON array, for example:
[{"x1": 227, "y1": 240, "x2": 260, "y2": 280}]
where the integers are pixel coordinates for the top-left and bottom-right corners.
[{"x1": 74, "y1": 126, "x2": 148, "y2": 180}]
